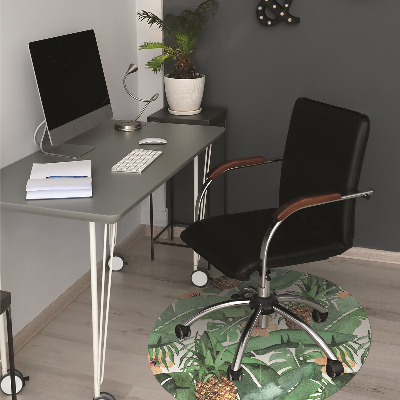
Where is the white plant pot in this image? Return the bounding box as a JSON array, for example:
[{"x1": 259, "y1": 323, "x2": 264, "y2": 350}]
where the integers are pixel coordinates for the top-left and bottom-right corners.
[{"x1": 164, "y1": 75, "x2": 205, "y2": 115}]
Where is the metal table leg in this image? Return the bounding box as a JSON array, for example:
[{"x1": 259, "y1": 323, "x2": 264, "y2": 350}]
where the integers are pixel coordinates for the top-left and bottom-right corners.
[
  {"x1": 193, "y1": 146, "x2": 213, "y2": 274},
  {"x1": 193, "y1": 156, "x2": 199, "y2": 271},
  {"x1": 150, "y1": 194, "x2": 154, "y2": 260},
  {"x1": 89, "y1": 222, "x2": 117, "y2": 400},
  {"x1": 224, "y1": 119, "x2": 228, "y2": 215},
  {"x1": 5, "y1": 307, "x2": 17, "y2": 400},
  {"x1": 170, "y1": 177, "x2": 174, "y2": 241}
]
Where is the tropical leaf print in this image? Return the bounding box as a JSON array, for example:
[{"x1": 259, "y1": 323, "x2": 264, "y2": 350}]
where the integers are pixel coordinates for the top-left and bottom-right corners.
[{"x1": 148, "y1": 270, "x2": 371, "y2": 400}]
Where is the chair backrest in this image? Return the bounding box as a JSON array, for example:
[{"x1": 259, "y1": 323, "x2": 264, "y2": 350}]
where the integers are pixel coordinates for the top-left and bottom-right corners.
[{"x1": 279, "y1": 98, "x2": 370, "y2": 246}]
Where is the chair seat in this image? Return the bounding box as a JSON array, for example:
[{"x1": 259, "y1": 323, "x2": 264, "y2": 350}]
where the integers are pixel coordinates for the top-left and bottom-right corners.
[{"x1": 181, "y1": 209, "x2": 349, "y2": 280}]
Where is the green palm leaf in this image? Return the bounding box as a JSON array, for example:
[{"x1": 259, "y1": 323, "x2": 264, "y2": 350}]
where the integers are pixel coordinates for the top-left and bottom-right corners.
[
  {"x1": 145, "y1": 54, "x2": 177, "y2": 73},
  {"x1": 139, "y1": 41, "x2": 173, "y2": 51},
  {"x1": 137, "y1": 10, "x2": 174, "y2": 36},
  {"x1": 138, "y1": 0, "x2": 219, "y2": 75}
]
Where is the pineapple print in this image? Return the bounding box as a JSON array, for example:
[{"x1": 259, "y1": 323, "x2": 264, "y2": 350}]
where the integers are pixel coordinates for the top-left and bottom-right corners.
[
  {"x1": 183, "y1": 332, "x2": 238, "y2": 400},
  {"x1": 195, "y1": 374, "x2": 237, "y2": 400}
]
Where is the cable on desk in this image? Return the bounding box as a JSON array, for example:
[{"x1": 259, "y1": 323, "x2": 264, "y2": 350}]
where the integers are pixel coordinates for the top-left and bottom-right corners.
[{"x1": 33, "y1": 120, "x2": 46, "y2": 146}]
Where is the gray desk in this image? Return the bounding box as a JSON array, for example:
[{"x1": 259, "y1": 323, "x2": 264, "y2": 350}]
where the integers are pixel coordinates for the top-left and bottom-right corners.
[
  {"x1": 0, "y1": 120, "x2": 225, "y2": 400},
  {"x1": 1, "y1": 120, "x2": 224, "y2": 223}
]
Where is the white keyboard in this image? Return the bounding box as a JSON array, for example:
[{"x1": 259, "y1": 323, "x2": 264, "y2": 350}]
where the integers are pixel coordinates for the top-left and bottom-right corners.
[{"x1": 111, "y1": 149, "x2": 162, "y2": 173}]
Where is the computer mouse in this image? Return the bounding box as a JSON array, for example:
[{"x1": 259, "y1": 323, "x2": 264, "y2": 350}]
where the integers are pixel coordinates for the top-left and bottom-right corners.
[{"x1": 139, "y1": 138, "x2": 167, "y2": 145}]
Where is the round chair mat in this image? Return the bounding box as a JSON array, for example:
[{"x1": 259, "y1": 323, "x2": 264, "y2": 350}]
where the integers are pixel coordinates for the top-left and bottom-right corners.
[{"x1": 148, "y1": 270, "x2": 371, "y2": 400}]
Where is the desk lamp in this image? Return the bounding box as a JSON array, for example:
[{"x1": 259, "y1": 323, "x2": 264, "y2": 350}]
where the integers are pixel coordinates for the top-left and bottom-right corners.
[{"x1": 114, "y1": 64, "x2": 159, "y2": 132}]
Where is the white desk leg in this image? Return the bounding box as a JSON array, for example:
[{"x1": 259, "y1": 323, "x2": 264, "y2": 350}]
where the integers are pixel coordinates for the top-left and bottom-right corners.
[
  {"x1": 200, "y1": 145, "x2": 212, "y2": 221},
  {"x1": 89, "y1": 222, "x2": 101, "y2": 398},
  {"x1": 192, "y1": 146, "x2": 212, "y2": 280},
  {"x1": 89, "y1": 222, "x2": 117, "y2": 400},
  {"x1": 193, "y1": 156, "x2": 199, "y2": 271}
]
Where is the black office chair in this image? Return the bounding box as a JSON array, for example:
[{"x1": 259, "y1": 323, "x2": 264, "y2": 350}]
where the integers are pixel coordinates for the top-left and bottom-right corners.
[{"x1": 175, "y1": 98, "x2": 373, "y2": 381}]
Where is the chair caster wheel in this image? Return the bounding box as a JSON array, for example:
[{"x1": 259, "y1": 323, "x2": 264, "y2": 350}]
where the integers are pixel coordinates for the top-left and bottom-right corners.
[
  {"x1": 326, "y1": 359, "x2": 344, "y2": 378},
  {"x1": 175, "y1": 324, "x2": 191, "y2": 339},
  {"x1": 108, "y1": 253, "x2": 127, "y2": 271},
  {"x1": 94, "y1": 392, "x2": 116, "y2": 400},
  {"x1": 0, "y1": 369, "x2": 28, "y2": 394},
  {"x1": 227, "y1": 366, "x2": 243, "y2": 381},
  {"x1": 191, "y1": 268, "x2": 209, "y2": 287},
  {"x1": 312, "y1": 309, "x2": 328, "y2": 323}
]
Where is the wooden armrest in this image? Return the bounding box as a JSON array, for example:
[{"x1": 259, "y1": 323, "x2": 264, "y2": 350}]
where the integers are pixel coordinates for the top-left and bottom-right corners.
[
  {"x1": 273, "y1": 192, "x2": 342, "y2": 221},
  {"x1": 207, "y1": 156, "x2": 266, "y2": 180}
]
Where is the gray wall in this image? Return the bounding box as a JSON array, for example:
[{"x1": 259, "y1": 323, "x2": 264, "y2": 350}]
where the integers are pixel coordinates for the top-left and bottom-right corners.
[
  {"x1": 164, "y1": 0, "x2": 400, "y2": 252},
  {"x1": 0, "y1": 0, "x2": 143, "y2": 335}
]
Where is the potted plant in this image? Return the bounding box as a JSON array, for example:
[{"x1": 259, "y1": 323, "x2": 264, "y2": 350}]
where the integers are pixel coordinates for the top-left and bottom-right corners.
[{"x1": 138, "y1": 0, "x2": 219, "y2": 115}]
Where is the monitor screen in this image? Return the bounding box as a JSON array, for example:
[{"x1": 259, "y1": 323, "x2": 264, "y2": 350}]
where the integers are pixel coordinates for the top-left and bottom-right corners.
[{"x1": 29, "y1": 30, "x2": 112, "y2": 147}]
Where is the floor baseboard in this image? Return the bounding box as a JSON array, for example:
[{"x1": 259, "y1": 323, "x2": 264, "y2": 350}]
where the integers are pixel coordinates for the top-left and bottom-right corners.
[
  {"x1": 13, "y1": 224, "x2": 146, "y2": 354},
  {"x1": 339, "y1": 247, "x2": 400, "y2": 265}
]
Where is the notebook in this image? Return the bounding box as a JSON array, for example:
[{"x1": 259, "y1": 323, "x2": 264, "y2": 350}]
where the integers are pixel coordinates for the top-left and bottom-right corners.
[{"x1": 26, "y1": 160, "x2": 92, "y2": 200}]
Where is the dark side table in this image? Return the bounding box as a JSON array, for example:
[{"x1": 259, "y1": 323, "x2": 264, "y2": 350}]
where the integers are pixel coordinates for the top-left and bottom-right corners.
[
  {"x1": 0, "y1": 291, "x2": 17, "y2": 400},
  {"x1": 147, "y1": 106, "x2": 227, "y2": 261}
]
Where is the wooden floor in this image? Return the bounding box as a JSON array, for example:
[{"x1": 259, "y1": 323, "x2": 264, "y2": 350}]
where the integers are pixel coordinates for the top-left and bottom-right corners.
[{"x1": 14, "y1": 236, "x2": 400, "y2": 400}]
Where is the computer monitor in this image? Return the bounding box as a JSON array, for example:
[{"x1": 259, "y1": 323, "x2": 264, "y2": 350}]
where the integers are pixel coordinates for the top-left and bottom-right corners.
[{"x1": 29, "y1": 29, "x2": 113, "y2": 157}]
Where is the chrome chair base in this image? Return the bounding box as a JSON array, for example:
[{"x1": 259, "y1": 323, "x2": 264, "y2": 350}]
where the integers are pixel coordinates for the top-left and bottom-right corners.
[{"x1": 176, "y1": 289, "x2": 344, "y2": 381}]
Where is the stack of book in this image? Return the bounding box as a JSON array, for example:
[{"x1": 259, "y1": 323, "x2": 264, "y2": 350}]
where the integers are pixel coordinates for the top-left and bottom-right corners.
[{"x1": 26, "y1": 160, "x2": 92, "y2": 200}]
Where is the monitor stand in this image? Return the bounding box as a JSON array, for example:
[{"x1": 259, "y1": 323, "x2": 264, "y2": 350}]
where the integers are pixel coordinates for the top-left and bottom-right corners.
[{"x1": 40, "y1": 127, "x2": 95, "y2": 158}]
